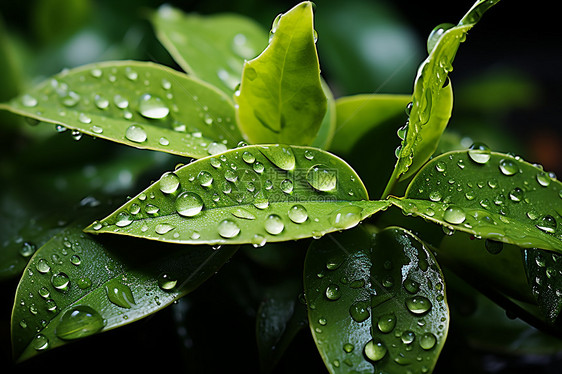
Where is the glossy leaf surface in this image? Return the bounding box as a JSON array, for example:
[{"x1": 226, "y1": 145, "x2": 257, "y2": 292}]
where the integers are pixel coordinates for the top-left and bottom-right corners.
[
  {"x1": 0, "y1": 61, "x2": 242, "y2": 158},
  {"x1": 235, "y1": 2, "x2": 327, "y2": 146},
  {"x1": 304, "y1": 227, "x2": 449, "y2": 373},
  {"x1": 524, "y1": 248, "x2": 562, "y2": 324},
  {"x1": 11, "y1": 215, "x2": 237, "y2": 362},
  {"x1": 85, "y1": 145, "x2": 390, "y2": 245},
  {"x1": 391, "y1": 151, "x2": 562, "y2": 252},
  {"x1": 386, "y1": 0, "x2": 499, "y2": 189},
  {"x1": 150, "y1": 4, "x2": 268, "y2": 95}
]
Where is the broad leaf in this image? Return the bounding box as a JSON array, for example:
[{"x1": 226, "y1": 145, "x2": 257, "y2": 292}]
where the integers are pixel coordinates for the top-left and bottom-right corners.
[
  {"x1": 85, "y1": 145, "x2": 390, "y2": 245},
  {"x1": 390, "y1": 151, "x2": 562, "y2": 252},
  {"x1": 385, "y1": 0, "x2": 499, "y2": 193},
  {"x1": 330, "y1": 93, "x2": 411, "y2": 155},
  {"x1": 523, "y1": 248, "x2": 562, "y2": 324},
  {"x1": 150, "y1": 4, "x2": 268, "y2": 95},
  {"x1": 311, "y1": 79, "x2": 337, "y2": 150},
  {"x1": 234, "y1": 2, "x2": 327, "y2": 146},
  {"x1": 11, "y1": 215, "x2": 237, "y2": 362},
  {"x1": 0, "y1": 61, "x2": 242, "y2": 158},
  {"x1": 304, "y1": 227, "x2": 449, "y2": 374}
]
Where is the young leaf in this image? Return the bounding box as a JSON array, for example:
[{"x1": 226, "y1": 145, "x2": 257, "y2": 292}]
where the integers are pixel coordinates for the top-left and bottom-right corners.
[
  {"x1": 85, "y1": 145, "x2": 391, "y2": 245},
  {"x1": 234, "y1": 2, "x2": 327, "y2": 146},
  {"x1": 330, "y1": 93, "x2": 412, "y2": 155},
  {"x1": 384, "y1": 0, "x2": 500, "y2": 194},
  {"x1": 523, "y1": 248, "x2": 562, "y2": 324},
  {"x1": 0, "y1": 61, "x2": 242, "y2": 158},
  {"x1": 390, "y1": 150, "x2": 562, "y2": 252},
  {"x1": 304, "y1": 226, "x2": 449, "y2": 374},
  {"x1": 11, "y1": 217, "x2": 237, "y2": 362},
  {"x1": 311, "y1": 79, "x2": 337, "y2": 150},
  {"x1": 150, "y1": 5, "x2": 268, "y2": 95}
]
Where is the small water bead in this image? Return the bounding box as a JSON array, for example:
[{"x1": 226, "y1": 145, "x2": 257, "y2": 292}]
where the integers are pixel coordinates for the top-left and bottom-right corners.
[
  {"x1": 443, "y1": 205, "x2": 466, "y2": 224},
  {"x1": 536, "y1": 215, "x2": 557, "y2": 234},
  {"x1": 435, "y1": 161, "x2": 447, "y2": 172},
  {"x1": 197, "y1": 171, "x2": 214, "y2": 187},
  {"x1": 377, "y1": 313, "x2": 397, "y2": 333},
  {"x1": 468, "y1": 142, "x2": 491, "y2": 164},
  {"x1": 36, "y1": 259, "x2": 51, "y2": 273},
  {"x1": 397, "y1": 124, "x2": 408, "y2": 140},
  {"x1": 115, "y1": 211, "x2": 133, "y2": 227},
  {"x1": 77, "y1": 277, "x2": 92, "y2": 289},
  {"x1": 251, "y1": 234, "x2": 267, "y2": 248},
  {"x1": 161, "y1": 78, "x2": 172, "y2": 90},
  {"x1": 343, "y1": 343, "x2": 355, "y2": 353},
  {"x1": 254, "y1": 197, "x2": 270, "y2": 210},
  {"x1": 71, "y1": 130, "x2": 82, "y2": 141},
  {"x1": 364, "y1": 339, "x2": 387, "y2": 362},
  {"x1": 427, "y1": 23, "x2": 454, "y2": 53},
  {"x1": 90, "y1": 68, "x2": 103, "y2": 78},
  {"x1": 138, "y1": 94, "x2": 170, "y2": 119},
  {"x1": 218, "y1": 219, "x2": 240, "y2": 238},
  {"x1": 405, "y1": 296, "x2": 432, "y2": 315},
  {"x1": 91, "y1": 125, "x2": 103, "y2": 134},
  {"x1": 325, "y1": 284, "x2": 341, "y2": 300},
  {"x1": 401, "y1": 330, "x2": 416, "y2": 344},
  {"x1": 307, "y1": 164, "x2": 338, "y2": 192},
  {"x1": 39, "y1": 287, "x2": 50, "y2": 299},
  {"x1": 403, "y1": 278, "x2": 420, "y2": 294},
  {"x1": 419, "y1": 332, "x2": 437, "y2": 350},
  {"x1": 280, "y1": 179, "x2": 294, "y2": 194},
  {"x1": 224, "y1": 169, "x2": 238, "y2": 182},
  {"x1": 158, "y1": 274, "x2": 177, "y2": 290},
  {"x1": 429, "y1": 190, "x2": 442, "y2": 202},
  {"x1": 499, "y1": 158, "x2": 519, "y2": 176},
  {"x1": 155, "y1": 223, "x2": 175, "y2": 235},
  {"x1": 210, "y1": 158, "x2": 221, "y2": 169},
  {"x1": 113, "y1": 94, "x2": 129, "y2": 109},
  {"x1": 145, "y1": 204, "x2": 160, "y2": 214},
  {"x1": 61, "y1": 91, "x2": 80, "y2": 107},
  {"x1": 536, "y1": 172, "x2": 551, "y2": 187},
  {"x1": 242, "y1": 151, "x2": 256, "y2": 164},
  {"x1": 159, "y1": 172, "x2": 181, "y2": 195},
  {"x1": 125, "y1": 68, "x2": 138, "y2": 81},
  {"x1": 94, "y1": 94, "x2": 109, "y2": 109},
  {"x1": 207, "y1": 142, "x2": 227, "y2": 155},
  {"x1": 20, "y1": 242, "x2": 36, "y2": 258},
  {"x1": 332, "y1": 206, "x2": 363, "y2": 229},
  {"x1": 32, "y1": 334, "x2": 49, "y2": 351},
  {"x1": 253, "y1": 161, "x2": 265, "y2": 173},
  {"x1": 232, "y1": 208, "x2": 256, "y2": 220},
  {"x1": 125, "y1": 124, "x2": 147, "y2": 143},
  {"x1": 288, "y1": 204, "x2": 308, "y2": 223},
  {"x1": 55, "y1": 306, "x2": 105, "y2": 340},
  {"x1": 265, "y1": 214, "x2": 284, "y2": 235},
  {"x1": 56, "y1": 124, "x2": 68, "y2": 133},
  {"x1": 175, "y1": 192, "x2": 204, "y2": 217},
  {"x1": 70, "y1": 255, "x2": 81, "y2": 266},
  {"x1": 51, "y1": 272, "x2": 70, "y2": 291},
  {"x1": 349, "y1": 301, "x2": 370, "y2": 322}
]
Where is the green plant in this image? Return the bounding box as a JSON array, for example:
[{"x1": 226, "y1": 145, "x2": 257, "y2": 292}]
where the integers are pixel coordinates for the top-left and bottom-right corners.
[{"x1": 2, "y1": 0, "x2": 561, "y2": 372}]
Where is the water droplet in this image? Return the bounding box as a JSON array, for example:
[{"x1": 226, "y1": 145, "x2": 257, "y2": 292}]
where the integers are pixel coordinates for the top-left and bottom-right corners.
[
  {"x1": 435, "y1": 161, "x2": 447, "y2": 172},
  {"x1": 403, "y1": 278, "x2": 420, "y2": 294},
  {"x1": 242, "y1": 151, "x2": 256, "y2": 164},
  {"x1": 405, "y1": 296, "x2": 432, "y2": 315},
  {"x1": 377, "y1": 313, "x2": 397, "y2": 333},
  {"x1": 259, "y1": 145, "x2": 295, "y2": 171},
  {"x1": 364, "y1": 339, "x2": 387, "y2": 361},
  {"x1": 77, "y1": 277, "x2": 92, "y2": 289},
  {"x1": 429, "y1": 191, "x2": 442, "y2": 202},
  {"x1": 158, "y1": 274, "x2": 177, "y2": 290},
  {"x1": 105, "y1": 279, "x2": 135, "y2": 308},
  {"x1": 253, "y1": 161, "x2": 265, "y2": 173},
  {"x1": 280, "y1": 179, "x2": 294, "y2": 194},
  {"x1": 332, "y1": 206, "x2": 362, "y2": 229},
  {"x1": 397, "y1": 123, "x2": 408, "y2": 140},
  {"x1": 21, "y1": 94, "x2": 38, "y2": 107},
  {"x1": 159, "y1": 172, "x2": 180, "y2": 194},
  {"x1": 325, "y1": 284, "x2": 341, "y2": 300},
  {"x1": 207, "y1": 142, "x2": 227, "y2": 155},
  {"x1": 401, "y1": 330, "x2": 416, "y2": 344},
  {"x1": 509, "y1": 187, "x2": 524, "y2": 202},
  {"x1": 115, "y1": 211, "x2": 133, "y2": 227},
  {"x1": 536, "y1": 172, "x2": 551, "y2": 187},
  {"x1": 245, "y1": 67, "x2": 258, "y2": 81},
  {"x1": 218, "y1": 219, "x2": 240, "y2": 238},
  {"x1": 419, "y1": 332, "x2": 437, "y2": 350},
  {"x1": 265, "y1": 214, "x2": 284, "y2": 235},
  {"x1": 224, "y1": 169, "x2": 238, "y2": 183},
  {"x1": 288, "y1": 204, "x2": 308, "y2": 223},
  {"x1": 251, "y1": 234, "x2": 267, "y2": 248},
  {"x1": 113, "y1": 94, "x2": 129, "y2": 109},
  {"x1": 499, "y1": 158, "x2": 519, "y2": 176},
  {"x1": 125, "y1": 68, "x2": 138, "y2": 81},
  {"x1": 343, "y1": 343, "x2": 354, "y2": 353},
  {"x1": 155, "y1": 223, "x2": 174, "y2": 235},
  {"x1": 36, "y1": 259, "x2": 51, "y2": 273},
  {"x1": 51, "y1": 272, "x2": 70, "y2": 291},
  {"x1": 485, "y1": 239, "x2": 503, "y2": 254},
  {"x1": 175, "y1": 192, "x2": 204, "y2": 217},
  {"x1": 94, "y1": 94, "x2": 109, "y2": 109},
  {"x1": 90, "y1": 68, "x2": 102, "y2": 78},
  {"x1": 55, "y1": 305, "x2": 105, "y2": 340},
  {"x1": 443, "y1": 205, "x2": 466, "y2": 224},
  {"x1": 125, "y1": 124, "x2": 147, "y2": 143},
  {"x1": 536, "y1": 215, "x2": 557, "y2": 234},
  {"x1": 32, "y1": 334, "x2": 49, "y2": 351},
  {"x1": 197, "y1": 171, "x2": 214, "y2": 187},
  {"x1": 145, "y1": 204, "x2": 160, "y2": 215},
  {"x1": 138, "y1": 94, "x2": 169, "y2": 119},
  {"x1": 349, "y1": 301, "x2": 369, "y2": 322},
  {"x1": 70, "y1": 255, "x2": 81, "y2": 266},
  {"x1": 468, "y1": 143, "x2": 491, "y2": 164},
  {"x1": 20, "y1": 242, "x2": 36, "y2": 258},
  {"x1": 427, "y1": 23, "x2": 454, "y2": 53},
  {"x1": 61, "y1": 91, "x2": 80, "y2": 107},
  {"x1": 307, "y1": 164, "x2": 337, "y2": 192},
  {"x1": 232, "y1": 208, "x2": 256, "y2": 220}
]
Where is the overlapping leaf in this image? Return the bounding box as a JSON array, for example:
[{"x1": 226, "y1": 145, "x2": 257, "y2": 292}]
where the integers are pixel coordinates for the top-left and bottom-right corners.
[
  {"x1": 85, "y1": 145, "x2": 390, "y2": 245},
  {"x1": 0, "y1": 61, "x2": 242, "y2": 158},
  {"x1": 304, "y1": 227, "x2": 449, "y2": 374},
  {"x1": 391, "y1": 150, "x2": 562, "y2": 252}
]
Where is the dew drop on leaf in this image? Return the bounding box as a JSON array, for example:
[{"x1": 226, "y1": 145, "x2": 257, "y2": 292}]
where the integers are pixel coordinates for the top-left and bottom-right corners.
[
  {"x1": 499, "y1": 158, "x2": 519, "y2": 176},
  {"x1": 349, "y1": 301, "x2": 369, "y2": 322},
  {"x1": 21, "y1": 94, "x2": 38, "y2": 107},
  {"x1": 288, "y1": 204, "x2": 308, "y2": 223},
  {"x1": 175, "y1": 192, "x2": 204, "y2": 217},
  {"x1": 218, "y1": 219, "x2": 240, "y2": 238},
  {"x1": 306, "y1": 164, "x2": 337, "y2": 192},
  {"x1": 159, "y1": 172, "x2": 180, "y2": 194},
  {"x1": 55, "y1": 305, "x2": 105, "y2": 340},
  {"x1": 536, "y1": 215, "x2": 557, "y2": 234},
  {"x1": 125, "y1": 124, "x2": 147, "y2": 143},
  {"x1": 331, "y1": 206, "x2": 362, "y2": 229},
  {"x1": 51, "y1": 272, "x2": 70, "y2": 291},
  {"x1": 105, "y1": 279, "x2": 136, "y2": 308},
  {"x1": 115, "y1": 211, "x2": 133, "y2": 227},
  {"x1": 197, "y1": 171, "x2": 214, "y2": 187},
  {"x1": 364, "y1": 339, "x2": 387, "y2": 361},
  {"x1": 138, "y1": 94, "x2": 170, "y2": 119},
  {"x1": 405, "y1": 296, "x2": 432, "y2": 315},
  {"x1": 426, "y1": 23, "x2": 455, "y2": 53},
  {"x1": 325, "y1": 284, "x2": 341, "y2": 300},
  {"x1": 259, "y1": 145, "x2": 296, "y2": 171},
  {"x1": 158, "y1": 274, "x2": 177, "y2": 290},
  {"x1": 377, "y1": 312, "x2": 397, "y2": 333},
  {"x1": 443, "y1": 205, "x2": 466, "y2": 224},
  {"x1": 264, "y1": 214, "x2": 284, "y2": 235},
  {"x1": 32, "y1": 334, "x2": 49, "y2": 351},
  {"x1": 468, "y1": 142, "x2": 491, "y2": 164},
  {"x1": 419, "y1": 332, "x2": 437, "y2": 350}
]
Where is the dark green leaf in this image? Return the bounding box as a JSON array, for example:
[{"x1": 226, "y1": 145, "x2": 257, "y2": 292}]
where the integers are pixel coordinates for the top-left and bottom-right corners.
[
  {"x1": 391, "y1": 150, "x2": 562, "y2": 252},
  {"x1": 85, "y1": 145, "x2": 390, "y2": 245},
  {"x1": 524, "y1": 248, "x2": 562, "y2": 323},
  {"x1": 150, "y1": 4, "x2": 268, "y2": 95},
  {"x1": 234, "y1": 2, "x2": 327, "y2": 146},
  {"x1": 304, "y1": 226, "x2": 449, "y2": 373},
  {"x1": 0, "y1": 61, "x2": 242, "y2": 158}
]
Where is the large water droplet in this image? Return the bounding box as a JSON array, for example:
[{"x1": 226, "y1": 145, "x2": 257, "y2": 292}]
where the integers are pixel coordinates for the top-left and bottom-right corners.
[
  {"x1": 332, "y1": 206, "x2": 362, "y2": 229},
  {"x1": 536, "y1": 215, "x2": 557, "y2": 234},
  {"x1": 36, "y1": 259, "x2": 51, "y2": 274},
  {"x1": 158, "y1": 274, "x2": 177, "y2": 290},
  {"x1": 125, "y1": 124, "x2": 147, "y2": 143},
  {"x1": 175, "y1": 192, "x2": 204, "y2": 217},
  {"x1": 259, "y1": 145, "x2": 295, "y2": 171},
  {"x1": 468, "y1": 143, "x2": 491, "y2": 164},
  {"x1": 32, "y1": 334, "x2": 49, "y2": 351},
  {"x1": 138, "y1": 94, "x2": 169, "y2": 119},
  {"x1": 419, "y1": 332, "x2": 437, "y2": 350},
  {"x1": 159, "y1": 172, "x2": 180, "y2": 194},
  {"x1": 325, "y1": 284, "x2": 341, "y2": 300},
  {"x1": 115, "y1": 211, "x2": 133, "y2": 227},
  {"x1": 105, "y1": 279, "x2": 136, "y2": 308},
  {"x1": 265, "y1": 214, "x2": 284, "y2": 235},
  {"x1": 401, "y1": 330, "x2": 416, "y2": 344},
  {"x1": 197, "y1": 171, "x2": 214, "y2": 187},
  {"x1": 499, "y1": 158, "x2": 519, "y2": 176},
  {"x1": 288, "y1": 204, "x2": 308, "y2": 223},
  {"x1": 21, "y1": 94, "x2": 38, "y2": 107},
  {"x1": 349, "y1": 301, "x2": 370, "y2": 322},
  {"x1": 55, "y1": 305, "x2": 105, "y2": 340},
  {"x1": 280, "y1": 179, "x2": 294, "y2": 194},
  {"x1": 218, "y1": 219, "x2": 240, "y2": 238},
  {"x1": 51, "y1": 272, "x2": 70, "y2": 291},
  {"x1": 443, "y1": 205, "x2": 466, "y2": 224},
  {"x1": 405, "y1": 296, "x2": 432, "y2": 315},
  {"x1": 377, "y1": 313, "x2": 397, "y2": 333},
  {"x1": 307, "y1": 164, "x2": 337, "y2": 192},
  {"x1": 364, "y1": 339, "x2": 387, "y2": 361},
  {"x1": 536, "y1": 172, "x2": 551, "y2": 187},
  {"x1": 427, "y1": 23, "x2": 454, "y2": 53}
]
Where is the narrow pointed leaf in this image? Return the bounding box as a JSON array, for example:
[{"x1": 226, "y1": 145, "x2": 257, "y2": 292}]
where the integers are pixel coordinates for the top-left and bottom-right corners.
[
  {"x1": 234, "y1": 2, "x2": 327, "y2": 145},
  {"x1": 391, "y1": 150, "x2": 562, "y2": 252},
  {"x1": 85, "y1": 145, "x2": 390, "y2": 245},
  {"x1": 11, "y1": 213, "x2": 237, "y2": 362},
  {"x1": 150, "y1": 5, "x2": 268, "y2": 95},
  {"x1": 304, "y1": 227, "x2": 449, "y2": 374},
  {"x1": 386, "y1": 0, "x2": 499, "y2": 189},
  {"x1": 0, "y1": 61, "x2": 242, "y2": 158}
]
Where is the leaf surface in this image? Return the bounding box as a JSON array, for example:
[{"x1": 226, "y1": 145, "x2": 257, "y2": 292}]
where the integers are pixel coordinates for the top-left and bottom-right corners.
[{"x1": 85, "y1": 145, "x2": 390, "y2": 245}]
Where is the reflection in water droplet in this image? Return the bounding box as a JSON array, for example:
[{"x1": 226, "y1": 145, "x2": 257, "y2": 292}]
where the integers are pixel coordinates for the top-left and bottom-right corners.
[
  {"x1": 155, "y1": 223, "x2": 174, "y2": 235},
  {"x1": 32, "y1": 334, "x2": 49, "y2": 351},
  {"x1": 419, "y1": 332, "x2": 437, "y2": 350},
  {"x1": 536, "y1": 215, "x2": 557, "y2": 234},
  {"x1": 443, "y1": 205, "x2": 466, "y2": 224},
  {"x1": 197, "y1": 171, "x2": 214, "y2": 187},
  {"x1": 55, "y1": 305, "x2": 105, "y2": 340},
  {"x1": 349, "y1": 301, "x2": 369, "y2": 322},
  {"x1": 51, "y1": 272, "x2": 70, "y2": 291},
  {"x1": 377, "y1": 313, "x2": 397, "y2": 333},
  {"x1": 175, "y1": 192, "x2": 204, "y2": 217},
  {"x1": 536, "y1": 172, "x2": 551, "y2": 187},
  {"x1": 401, "y1": 330, "x2": 416, "y2": 344},
  {"x1": 280, "y1": 179, "x2": 294, "y2": 194},
  {"x1": 115, "y1": 211, "x2": 133, "y2": 227},
  {"x1": 325, "y1": 284, "x2": 341, "y2": 300},
  {"x1": 499, "y1": 158, "x2": 519, "y2": 176}
]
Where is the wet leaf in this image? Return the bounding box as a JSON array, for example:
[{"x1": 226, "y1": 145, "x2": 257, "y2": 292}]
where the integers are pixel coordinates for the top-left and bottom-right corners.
[
  {"x1": 85, "y1": 145, "x2": 390, "y2": 245},
  {"x1": 235, "y1": 2, "x2": 327, "y2": 146},
  {"x1": 0, "y1": 61, "x2": 242, "y2": 158},
  {"x1": 304, "y1": 226, "x2": 449, "y2": 373},
  {"x1": 11, "y1": 215, "x2": 237, "y2": 362},
  {"x1": 150, "y1": 4, "x2": 268, "y2": 95},
  {"x1": 391, "y1": 150, "x2": 562, "y2": 252}
]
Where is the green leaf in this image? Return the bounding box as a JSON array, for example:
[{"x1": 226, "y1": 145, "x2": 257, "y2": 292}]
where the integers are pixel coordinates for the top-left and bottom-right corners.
[
  {"x1": 234, "y1": 2, "x2": 327, "y2": 146},
  {"x1": 150, "y1": 4, "x2": 268, "y2": 95},
  {"x1": 11, "y1": 214, "x2": 237, "y2": 362},
  {"x1": 390, "y1": 150, "x2": 562, "y2": 252},
  {"x1": 311, "y1": 79, "x2": 337, "y2": 150},
  {"x1": 85, "y1": 145, "x2": 390, "y2": 245},
  {"x1": 384, "y1": 0, "x2": 500, "y2": 193},
  {"x1": 0, "y1": 61, "x2": 242, "y2": 158},
  {"x1": 523, "y1": 248, "x2": 562, "y2": 324},
  {"x1": 330, "y1": 93, "x2": 411, "y2": 155},
  {"x1": 304, "y1": 226, "x2": 449, "y2": 374}
]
